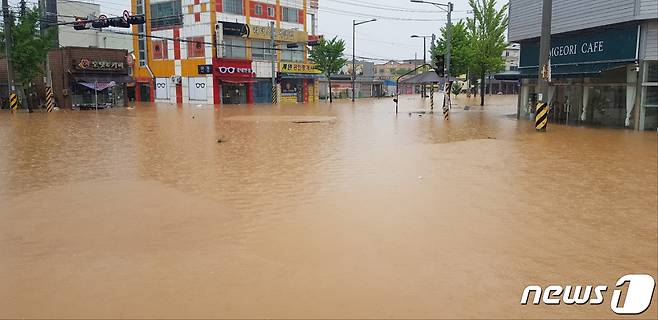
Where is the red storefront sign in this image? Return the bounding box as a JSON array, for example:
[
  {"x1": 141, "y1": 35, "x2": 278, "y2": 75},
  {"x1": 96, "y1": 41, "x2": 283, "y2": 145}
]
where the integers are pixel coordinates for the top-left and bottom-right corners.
[{"x1": 212, "y1": 58, "x2": 254, "y2": 81}]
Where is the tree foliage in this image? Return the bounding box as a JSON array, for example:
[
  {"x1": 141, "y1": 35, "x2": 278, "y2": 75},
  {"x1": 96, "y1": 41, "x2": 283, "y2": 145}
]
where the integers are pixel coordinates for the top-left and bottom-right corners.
[
  {"x1": 10, "y1": 6, "x2": 55, "y2": 88},
  {"x1": 466, "y1": 0, "x2": 508, "y2": 106},
  {"x1": 309, "y1": 36, "x2": 347, "y2": 103},
  {"x1": 430, "y1": 20, "x2": 471, "y2": 77}
]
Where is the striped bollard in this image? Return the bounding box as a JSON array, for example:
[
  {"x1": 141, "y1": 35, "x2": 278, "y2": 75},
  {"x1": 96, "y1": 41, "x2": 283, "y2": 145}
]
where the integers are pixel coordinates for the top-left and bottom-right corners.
[
  {"x1": 46, "y1": 87, "x2": 55, "y2": 112},
  {"x1": 9, "y1": 92, "x2": 18, "y2": 112},
  {"x1": 272, "y1": 85, "x2": 277, "y2": 104},
  {"x1": 429, "y1": 83, "x2": 434, "y2": 112},
  {"x1": 535, "y1": 102, "x2": 548, "y2": 132}
]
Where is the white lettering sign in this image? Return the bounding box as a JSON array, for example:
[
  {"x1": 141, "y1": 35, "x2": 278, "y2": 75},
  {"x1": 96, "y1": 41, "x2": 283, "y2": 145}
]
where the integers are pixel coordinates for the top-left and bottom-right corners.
[{"x1": 549, "y1": 41, "x2": 604, "y2": 58}]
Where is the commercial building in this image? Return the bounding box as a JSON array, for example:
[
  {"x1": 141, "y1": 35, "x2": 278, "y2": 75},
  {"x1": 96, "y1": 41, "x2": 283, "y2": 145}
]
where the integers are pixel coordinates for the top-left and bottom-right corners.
[
  {"x1": 318, "y1": 60, "x2": 383, "y2": 99},
  {"x1": 509, "y1": 0, "x2": 657, "y2": 130},
  {"x1": 374, "y1": 59, "x2": 425, "y2": 95},
  {"x1": 131, "y1": 0, "x2": 320, "y2": 105},
  {"x1": 47, "y1": 47, "x2": 132, "y2": 109}
]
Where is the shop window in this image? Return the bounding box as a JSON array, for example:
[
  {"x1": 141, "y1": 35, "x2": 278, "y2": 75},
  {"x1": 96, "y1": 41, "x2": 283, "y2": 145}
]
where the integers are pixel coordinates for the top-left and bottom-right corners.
[
  {"x1": 646, "y1": 61, "x2": 658, "y2": 83},
  {"x1": 644, "y1": 62, "x2": 658, "y2": 107},
  {"x1": 282, "y1": 7, "x2": 299, "y2": 23},
  {"x1": 187, "y1": 37, "x2": 205, "y2": 58},
  {"x1": 223, "y1": 0, "x2": 243, "y2": 14},
  {"x1": 223, "y1": 37, "x2": 246, "y2": 59},
  {"x1": 251, "y1": 40, "x2": 272, "y2": 60},
  {"x1": 281, "y1": 47, "x2": 303, "y2": 62},
  {"x1": 150, "y1": 0, "x2": 182, "y2": 28},
  {"x1": 152, "y1": 40, "x2": 168, "y2": 60}
]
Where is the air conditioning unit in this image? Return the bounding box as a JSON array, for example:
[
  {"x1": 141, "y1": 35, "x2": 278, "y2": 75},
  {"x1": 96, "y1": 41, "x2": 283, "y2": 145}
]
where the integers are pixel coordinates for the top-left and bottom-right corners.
[{"x1": 170, "y1": 76, "x2": 182, "y2": 84}]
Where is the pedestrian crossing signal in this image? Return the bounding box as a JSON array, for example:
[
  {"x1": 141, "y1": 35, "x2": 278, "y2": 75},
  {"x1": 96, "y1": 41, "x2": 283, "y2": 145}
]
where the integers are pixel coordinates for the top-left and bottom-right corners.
[{"x1": 434, "y1": 54, "x2": 445, "y2": 77}]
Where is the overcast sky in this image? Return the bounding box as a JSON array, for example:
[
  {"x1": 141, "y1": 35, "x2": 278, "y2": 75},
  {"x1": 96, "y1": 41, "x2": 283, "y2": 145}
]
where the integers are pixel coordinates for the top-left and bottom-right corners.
[{"x1": 94, "y1": 0, "x2": 505, "y2": 61}]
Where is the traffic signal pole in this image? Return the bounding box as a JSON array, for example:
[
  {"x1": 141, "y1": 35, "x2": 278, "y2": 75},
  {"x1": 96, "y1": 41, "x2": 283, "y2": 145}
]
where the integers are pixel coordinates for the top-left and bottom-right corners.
[
  {"x1": 2, "y1": 0, "x2": 16, "y2": 97},
  {"x1": 536, "y1": 0, "x2": 552, "y2": 131}
]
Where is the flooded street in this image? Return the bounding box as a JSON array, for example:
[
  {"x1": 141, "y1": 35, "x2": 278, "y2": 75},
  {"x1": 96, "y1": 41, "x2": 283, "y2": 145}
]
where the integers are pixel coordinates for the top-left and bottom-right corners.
[{"x1": 1, "y1": 95, "x2": 656, "y2": 318}]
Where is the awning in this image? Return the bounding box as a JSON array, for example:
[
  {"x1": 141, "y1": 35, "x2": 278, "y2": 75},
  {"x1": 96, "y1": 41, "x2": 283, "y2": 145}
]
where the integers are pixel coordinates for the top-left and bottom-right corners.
[
  {"x1": 72, "y1": 74, "x2": 133, "y2": 84},
  {"x1": 399, "y1": 71, "x2": 458, "y2": 84},
  {"x1": 518, "y1": 61, "x2": 630, "y2": 79},
  {"x1": 494, "y1": 71, "x2": 522, "y2": 80},
  {"x1": 220, "y1": 78, "x2": 256, "y2": 84},
  {"x1": 79, "y1": 81, "x2": 116, "y2": 91}
]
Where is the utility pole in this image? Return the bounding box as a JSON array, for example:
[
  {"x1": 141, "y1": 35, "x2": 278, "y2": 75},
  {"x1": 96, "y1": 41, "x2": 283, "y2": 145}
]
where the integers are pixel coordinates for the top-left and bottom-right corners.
[
  {"x1": 445, "y1": 2, "x2": 452, "y2": 79},
  {"x1": 270, "y1": 21, "x2": 277, "y2": 104},
  {"x1": 410, "y1": 1, "x2": 453, "y2": 78},
  {"x1": 2, "y1": 0, "x2": 15, "y2": 96},
  {"x1": 537, "y1": 0, "x2": 552, "y2": 105},
  {"x1": 352, "y1": 20, "x2": 355, "y2": 102},
  {"x1": 352, "y1": 18, "x2": 376, "y2": 102}
]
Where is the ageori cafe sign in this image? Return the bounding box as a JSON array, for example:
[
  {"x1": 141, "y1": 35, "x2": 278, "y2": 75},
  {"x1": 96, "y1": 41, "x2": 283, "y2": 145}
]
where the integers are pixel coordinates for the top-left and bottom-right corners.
[{"x1": 520, "y1": 24, "x2": 639, "y2": 67}]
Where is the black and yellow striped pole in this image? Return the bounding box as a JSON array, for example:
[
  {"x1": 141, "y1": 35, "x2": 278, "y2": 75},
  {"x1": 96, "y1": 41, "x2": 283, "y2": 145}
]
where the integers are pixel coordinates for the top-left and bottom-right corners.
[
  {"x1": 429, "y1": 82, "x2": 434, "y2": 112},
  {"x1": 442, "y1": 82, "x2": 449, "y2": 120},
  {"x1": 272, "y1": 85, "x2": 277, "y2": 104},
  {"x1": 535, "y1": 102, "x2": 548, "y2": 131},
  {"x1": 46, "y1": 87, "x2": 55, "y2": 112},
  {"x1": 9, "y1": 92, "x2": 18, "y2": 112}
]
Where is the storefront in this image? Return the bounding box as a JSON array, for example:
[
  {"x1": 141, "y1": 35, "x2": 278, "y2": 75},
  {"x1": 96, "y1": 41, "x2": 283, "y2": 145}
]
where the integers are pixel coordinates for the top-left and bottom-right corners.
[
  {"x1": 279, "y1": 62, "x2": 321, "y2": 103},
  {"x1": 48, "y1": 47, "x2": 132, "y2": 109},
  {"x1": 517, "y1": 23, "x2": 653, "y2": 129},
  {"x1": 212, "y1": 58, "x2": 255, "y2": 105}
]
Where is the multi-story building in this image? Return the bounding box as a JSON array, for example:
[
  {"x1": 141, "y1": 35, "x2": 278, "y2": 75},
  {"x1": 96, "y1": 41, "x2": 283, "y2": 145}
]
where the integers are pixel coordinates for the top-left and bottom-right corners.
[
  {"x1": 503, "y1": 43, "x2": 520, "y2": 71},
  {"x1": 131, "y1": 0, "x2": 320, "y2": 104},
  {"x1": 509, "y1": 0, "x2": 657, "y2": 130}
]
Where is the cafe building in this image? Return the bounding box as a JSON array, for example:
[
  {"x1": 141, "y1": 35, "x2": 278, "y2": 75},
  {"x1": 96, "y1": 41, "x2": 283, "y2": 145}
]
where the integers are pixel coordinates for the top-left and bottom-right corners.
[
  {"x1": 509, "y1": 0, "x2": 657, "y2": 130},
  {"x1": 48, "y1": 47, "x2": 132, "y2": 109}
]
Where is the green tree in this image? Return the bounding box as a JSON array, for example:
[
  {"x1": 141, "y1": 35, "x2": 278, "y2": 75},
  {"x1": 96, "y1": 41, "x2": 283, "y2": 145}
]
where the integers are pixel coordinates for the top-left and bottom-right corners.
[
  {"x1": 1, "y1": 6, "x2": 54, "y2": 109},
  {"x1": 466, "y1": 0, "x2": 508, "y2": 106},
  {"x1": 309, "y1": 36, "x2": 347, "y2": 103},
  {"x1": 430, "y1": 20, "x2": 471, "y2": 77}
]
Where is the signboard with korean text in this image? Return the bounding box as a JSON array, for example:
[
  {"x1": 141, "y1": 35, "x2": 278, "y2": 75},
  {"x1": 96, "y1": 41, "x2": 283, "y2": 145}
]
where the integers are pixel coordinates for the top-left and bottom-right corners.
[
  {"x1": 247, "y1": 24, "x2": 308, "y2": 43},
  {"x1": 75, "y1": 59, "x2": 125, "y2": 71},
  {"x1": 279, "y1": 62, "x2": 321, "y2": 74}
]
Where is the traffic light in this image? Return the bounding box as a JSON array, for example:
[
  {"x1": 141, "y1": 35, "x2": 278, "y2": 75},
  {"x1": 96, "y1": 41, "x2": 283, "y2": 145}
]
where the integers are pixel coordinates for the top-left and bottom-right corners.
[
  {"x1": 91, "y1": 15, "x2": 109, "y2": 28},
  {"x1": 127, "y1": 14, "x2": 146, "y2": 25},
  {"x1": 108, "y1": 17, "x2": 130, "y2": 28},
  {"x1": 73, "y1": 17, "x2": 89, "y2": 30},
  {"x1": 434, "y1": 53, "x2": 445, "y2": 77}
]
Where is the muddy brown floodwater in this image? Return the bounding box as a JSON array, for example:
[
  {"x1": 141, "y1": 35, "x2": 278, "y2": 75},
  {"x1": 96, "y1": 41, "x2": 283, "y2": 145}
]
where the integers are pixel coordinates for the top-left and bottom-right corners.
[{"x1": 0, "y1": 95, "x2": 656, "y2": 319}]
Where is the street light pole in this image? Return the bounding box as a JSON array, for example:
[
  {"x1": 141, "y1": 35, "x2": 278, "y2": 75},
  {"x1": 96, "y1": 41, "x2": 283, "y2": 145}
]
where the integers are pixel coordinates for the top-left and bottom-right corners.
[
  {"x1": 410, "y1": 0, "x2": 453, "y2": 78},
  {"x1": 411, "y1": 34, "x2": 432, "y2": 98},
  {"x1": 352, "y1": 18, "x2": 376, "y2": 102}
]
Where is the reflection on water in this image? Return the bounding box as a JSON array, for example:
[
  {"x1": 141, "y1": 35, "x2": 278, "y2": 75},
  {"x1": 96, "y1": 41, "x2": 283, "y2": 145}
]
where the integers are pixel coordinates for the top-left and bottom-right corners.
[{"x1": 0, "y1": 95, "x2": 656, "y2": 318}]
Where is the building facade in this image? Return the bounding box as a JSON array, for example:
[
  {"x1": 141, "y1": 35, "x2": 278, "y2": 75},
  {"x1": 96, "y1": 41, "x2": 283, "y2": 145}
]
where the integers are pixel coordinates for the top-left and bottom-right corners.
[
  {"x1": 131, "y1": 0, "x2": 320, "y2": 105},
  {"x1": 509, "y1": 0, "x2": 657, "y2": 130},
  {"x1": 47, "y1": 47, "x2": 131, "y2": 109},
  {"x1": 319, "y1": 60, "x2": 382, "y2": 99}
]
